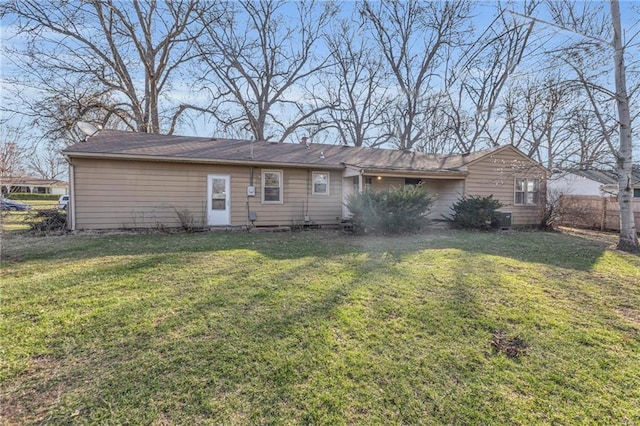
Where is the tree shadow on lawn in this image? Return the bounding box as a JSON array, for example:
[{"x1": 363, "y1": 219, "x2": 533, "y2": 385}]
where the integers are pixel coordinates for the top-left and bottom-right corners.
[
  {"x1": 0, "y1": 229, "x2": 624, "y2": 274},
  {"x1": 2, "y1": 253, "x2": 380, "y2": 423},
  {"x1": 3, "y1": 231, "x2": 638, "y2": 424},
  {"x1": 421, "y1": 230, "x2": 618, "y2": 272}
]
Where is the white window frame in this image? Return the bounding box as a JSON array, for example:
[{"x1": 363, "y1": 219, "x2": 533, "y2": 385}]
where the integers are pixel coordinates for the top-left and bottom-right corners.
[
  {"x1": 262, "y1": 170, "x2": 283, "y2": 204},
  {"x1": 312, "y1": 171, "x2": 330, "y2": 195},
  {"x1": 514, "y1": 178, "x2": 540, "y2": 206}
]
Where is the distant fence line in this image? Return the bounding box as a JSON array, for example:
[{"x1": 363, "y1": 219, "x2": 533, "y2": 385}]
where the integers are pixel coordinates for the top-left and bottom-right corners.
[{"x1": 558, "y1": 195, "x2": 640, "y2": 233}]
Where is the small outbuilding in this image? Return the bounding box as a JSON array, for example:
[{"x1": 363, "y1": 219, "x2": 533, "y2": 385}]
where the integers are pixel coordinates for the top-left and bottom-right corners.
[{"x1": 63, "y1": 130, "x2": 547, "y2": 231}]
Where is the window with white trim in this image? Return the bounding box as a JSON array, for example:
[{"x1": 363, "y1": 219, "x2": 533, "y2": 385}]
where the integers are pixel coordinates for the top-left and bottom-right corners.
[
  {"x1": 352, "y1": 176, "x2": 359, "y2": 193},
  {"x1": 515, "y1": 178, "x2": 539, "y2": 205},
  {"x1": 262, "y1": 170, "x2": 283, "y2": 203},
  {"x1": 364, "y1": 177, "x2": 372, "y2": 191},
  {"x1": 312, "y1": 172, "x2": 329, "y2": 195}
]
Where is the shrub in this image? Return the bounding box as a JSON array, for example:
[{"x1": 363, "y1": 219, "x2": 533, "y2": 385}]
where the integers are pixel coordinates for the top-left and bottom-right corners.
[
  {"x1": 26, "y1": 209, "x2": 67, "y2": 233},
  {"x1": 4, "y1": 193, "x2": 60, "y2": 201},
  {"x1": 447, "y1": 195, "x2": 504, "y2": 230},
  {"x1": 540, "y1": 189, "x2": 561, "y2": 231},
  {"x1": 174, "y1": 207, "x2": 196, "y2": 232},
  {"x1": 346, "y1": 185, "x2": 434, "y2": 234}
]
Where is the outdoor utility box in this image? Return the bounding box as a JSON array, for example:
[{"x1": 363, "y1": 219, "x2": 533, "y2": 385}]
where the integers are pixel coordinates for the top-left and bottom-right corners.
[{"x1": 494, "y1": 212, "x2": 512, "y2": 230}]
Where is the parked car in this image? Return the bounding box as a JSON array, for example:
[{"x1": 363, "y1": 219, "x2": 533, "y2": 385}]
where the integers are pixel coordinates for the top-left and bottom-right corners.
[
  {"x1": 57, "y1": 194, "x2": 69, "y2": 210},
  {"x1": 1, "y1": 198, "x2": 32, "y2": 211}
]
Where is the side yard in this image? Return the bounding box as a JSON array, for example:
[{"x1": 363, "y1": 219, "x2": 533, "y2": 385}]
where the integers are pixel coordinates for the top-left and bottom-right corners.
[{"x1": 1, "y1": 230, "x2": 639, "y2": 424}]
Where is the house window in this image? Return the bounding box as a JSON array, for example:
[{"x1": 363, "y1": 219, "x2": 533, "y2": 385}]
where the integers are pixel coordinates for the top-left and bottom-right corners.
[
  {"x1": 312, "y1": 172, "x2": 329, "y2": 195},
  {"x1": 262, "y1": 170, "x2": 283, "y2": 203},
  {"x1": 405, "y1": 178, "x2": 422, "y2": 187},
  {"x1": 352, "y1": 176, "x2": 359, "y2": 193},
  {"x1": 634, "y1": 188, "x2": 640, "y2": 198},
  {"x1": 364, "y1": 177, "x2": 372, "y2": 191},
  {"x1": 515, "y1": 178, "x2": 539, "y2": 205}
]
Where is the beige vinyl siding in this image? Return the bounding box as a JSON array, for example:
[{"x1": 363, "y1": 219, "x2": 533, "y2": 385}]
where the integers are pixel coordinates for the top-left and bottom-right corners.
[
  {"x1": 70, "y1": 158, "x2": 343, "y2": 229},
  {"x1": 464, "y1": 148, "x2": 546, "y2": 226},
  {"x1": 251, "y1": 168, "x2": 342, "y2": 226},
  {"x1": 360, "y1": 175, "x2": 463, "y2": 221},
  {"x1": 422, "y1": 180, "x2": 464, "y2": 220},
  {"x1": 367, "y1": 176, "x2": 404, "y2": 191}
]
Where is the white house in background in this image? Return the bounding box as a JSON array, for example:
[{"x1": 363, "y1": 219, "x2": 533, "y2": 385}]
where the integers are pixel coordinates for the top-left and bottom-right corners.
[
  {"x1": 0, "y1": 176, "x2": 69, "y2": 195},
  {"x1": 548, "y1": 168, "x2": 640, "y2": 197}
]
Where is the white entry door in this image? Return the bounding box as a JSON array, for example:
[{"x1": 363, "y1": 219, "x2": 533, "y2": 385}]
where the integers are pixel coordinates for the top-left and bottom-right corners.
[{"x1": 207, "y1": 175, "x2": 231, "y2": 226}]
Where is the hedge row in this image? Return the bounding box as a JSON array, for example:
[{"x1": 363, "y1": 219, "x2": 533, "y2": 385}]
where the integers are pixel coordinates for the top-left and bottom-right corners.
[{"x1": 3, "y1": 193, "x2": 61, "y2": 201}]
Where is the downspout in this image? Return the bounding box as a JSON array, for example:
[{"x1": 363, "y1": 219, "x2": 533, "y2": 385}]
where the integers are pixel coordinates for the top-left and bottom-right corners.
[{"x1": 68, "y1": 160, "x2": 76, "y2": 231}]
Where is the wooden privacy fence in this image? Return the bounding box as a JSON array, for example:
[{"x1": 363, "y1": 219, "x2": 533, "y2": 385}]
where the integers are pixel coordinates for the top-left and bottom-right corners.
[{"x1": 558, "y1": 195, "x2": 640, "y2": 232}]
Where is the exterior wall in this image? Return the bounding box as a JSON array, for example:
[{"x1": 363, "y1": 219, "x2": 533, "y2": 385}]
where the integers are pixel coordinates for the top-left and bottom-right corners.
[
  {"x1": 51, "y1": 187, "x2": 69, "y2": 195},
  {"x1": 253, "y1": 168, "x2": 343, "y2": 226},
  {"x1": 547, "y1": 173, "x2": 604, "y2": 196},
  {"x1": 70, "y1": 158, "x2": 343, "y2": 229},
  {"x1": 465, "y1": 149, "x2": 547, "y2": 226},
  {"x1": 358, "y1": 175, "x2": 464, "y2": 221},
  {"x1": 422, "y1": 179, "x2": 464, "y2": 220}
]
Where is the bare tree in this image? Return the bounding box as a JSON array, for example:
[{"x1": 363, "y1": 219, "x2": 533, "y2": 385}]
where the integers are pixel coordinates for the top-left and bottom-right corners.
[
  {"x1": 609, "y1": 0, "x2": 638, "y2": 251},
  {"x1": 360, "y1": 0, "x2": 472, "y2": 151},
  {"x1": 443, "y1": 1, "x2": 537, "y2": 153},
  {"x1": 193, "y1": 0, "x2": 337, "y2": 143},
  {"x1": 525, "y1": 0, "x2": 639, "y2": 251},
  {"x1": 319, "y1": 17, "x2": 392, "y2": 147},
  {"x1": 1, "y1": 0, "x2": 208, "y2": 135},
  {"x1": 500, "y1": 74, "x2": 580, "y2": 168},
  {"x1": 0, "y1": 128, "x2": 27, "y2": 178},
  {"x1": 25, "y1": 144, "x2": 67, "y2": 181}
]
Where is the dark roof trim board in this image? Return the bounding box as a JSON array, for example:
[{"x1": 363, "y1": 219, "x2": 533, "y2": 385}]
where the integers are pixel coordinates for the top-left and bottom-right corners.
[
  {"x1": 64, "y1": 129, "x2": 542, "y2": 176},
  {"x1": 64, "y1": 151, "x2": 346, "y2": 170}
]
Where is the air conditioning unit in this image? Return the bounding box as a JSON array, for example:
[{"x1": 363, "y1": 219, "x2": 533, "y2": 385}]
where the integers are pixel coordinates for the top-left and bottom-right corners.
[{"x1": 494, "y1": 212, "x2": 512, "y2": 230}]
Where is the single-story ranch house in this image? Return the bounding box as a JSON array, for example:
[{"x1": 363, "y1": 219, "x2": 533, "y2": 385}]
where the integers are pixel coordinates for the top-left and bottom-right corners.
[
  {"x1": 0, "y1": 176, "x2": 68, "y2": 195},
  {"x1": 62, "y1": 130, "x2": 547, "y2": 230}
]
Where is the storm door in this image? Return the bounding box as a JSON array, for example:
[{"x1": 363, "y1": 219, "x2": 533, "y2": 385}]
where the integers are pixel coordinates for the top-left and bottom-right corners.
[{"x1": 207, "y1": 175, "x2": 230, "y2": 226}]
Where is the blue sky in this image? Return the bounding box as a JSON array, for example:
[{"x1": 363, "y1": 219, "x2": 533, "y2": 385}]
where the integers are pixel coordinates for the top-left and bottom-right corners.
[{"x1": 1, "y1": 1, "x2": 639, "y2": 164}]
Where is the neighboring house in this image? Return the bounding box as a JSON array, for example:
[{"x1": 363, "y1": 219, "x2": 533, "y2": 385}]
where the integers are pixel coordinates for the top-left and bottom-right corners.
[
  {"x1": 62, "y1": 130, "x2": 547, "y2": 231},
  {"x1": 548, "y1": 168, "x2": 640, "y2": 197},
  {"x1": 0, "y1": 176, "x2": 68, "y2": 195},
  {"x1": 548, "y1": 167, "x2": 640, "y2": 232}
]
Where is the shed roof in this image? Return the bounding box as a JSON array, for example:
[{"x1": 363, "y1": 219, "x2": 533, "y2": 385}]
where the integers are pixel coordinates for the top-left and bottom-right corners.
[{"x1": 63, "y1": 130, "x2": 526, "y2": 175}]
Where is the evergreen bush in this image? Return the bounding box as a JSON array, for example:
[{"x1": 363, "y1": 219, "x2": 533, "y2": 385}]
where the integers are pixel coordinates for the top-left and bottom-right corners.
[
  {"x1": 448, "y1": 195, "x2": 504, "y2": 230},
  {"x1": 346, "y1": 185, "x2": 434, "y2": 234}
]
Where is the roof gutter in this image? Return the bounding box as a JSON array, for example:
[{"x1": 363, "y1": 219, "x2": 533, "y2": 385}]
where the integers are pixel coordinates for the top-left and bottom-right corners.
[
  {"x1": 63, "y1": 151, "x2": 346, "y2": 170},
  {"x1": 357, "y1": 168, "x2": 468, "y2": 179}
]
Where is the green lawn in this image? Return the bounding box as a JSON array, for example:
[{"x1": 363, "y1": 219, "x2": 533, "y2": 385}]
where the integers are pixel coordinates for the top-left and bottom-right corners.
[{"x1": 1, "y1": 229, "x2": 639, "y2": 424}]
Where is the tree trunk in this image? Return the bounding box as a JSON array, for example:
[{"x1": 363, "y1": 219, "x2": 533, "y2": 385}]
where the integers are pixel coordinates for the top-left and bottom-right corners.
[{"x1": 610, "y1": 0, "x2": 638, "y2": 252}]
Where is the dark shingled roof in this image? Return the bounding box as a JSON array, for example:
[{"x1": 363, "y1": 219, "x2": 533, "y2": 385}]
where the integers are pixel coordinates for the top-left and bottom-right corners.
[{"x1": 64, "y1": 129, "x2": 507, "y2": 174}]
